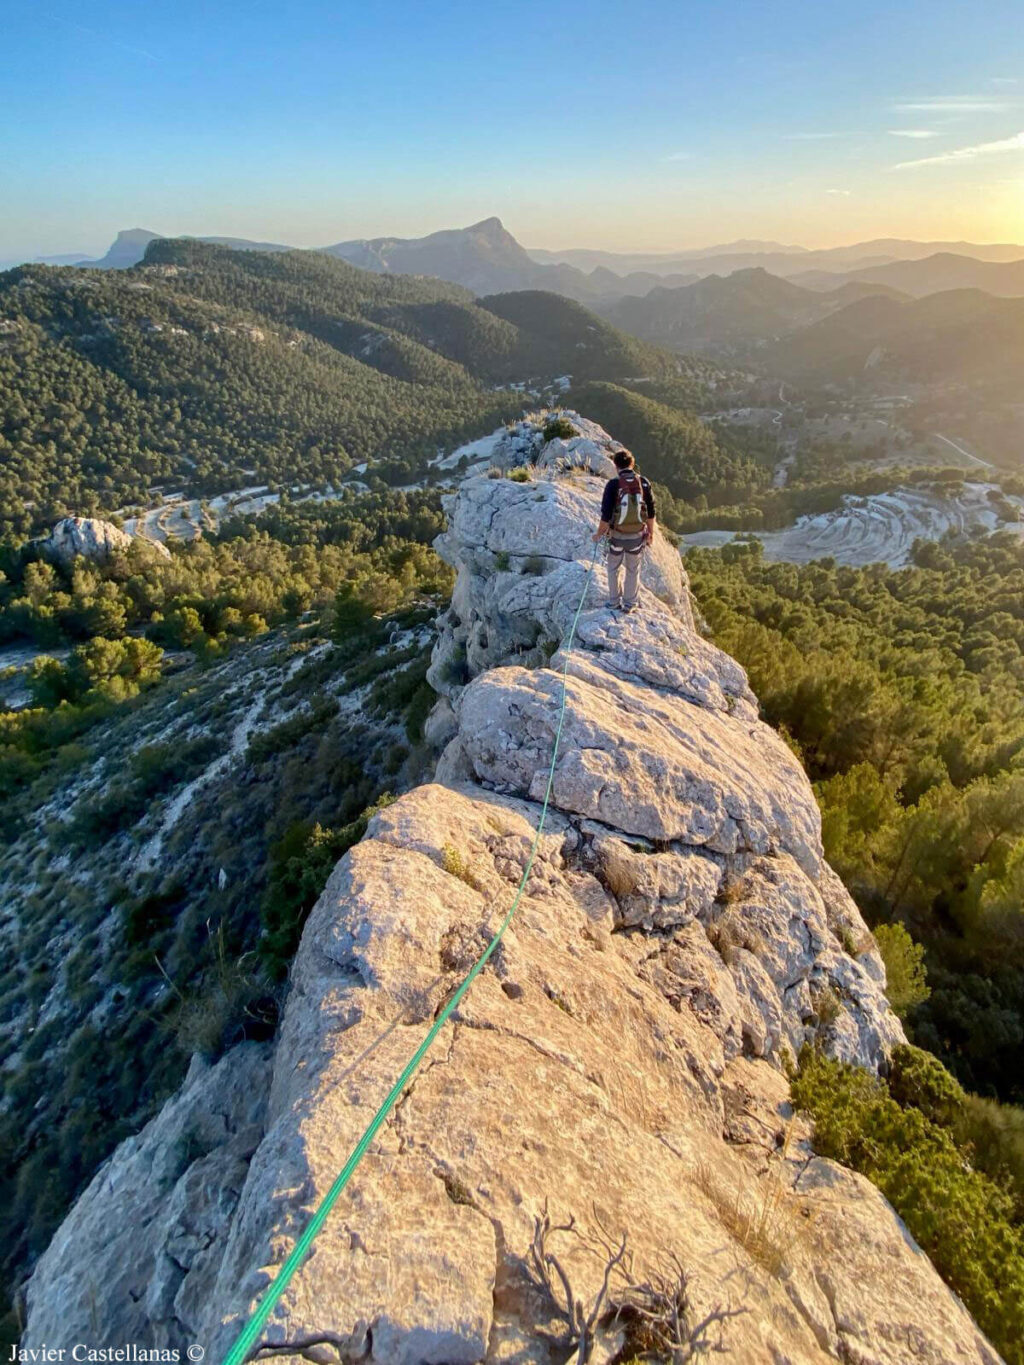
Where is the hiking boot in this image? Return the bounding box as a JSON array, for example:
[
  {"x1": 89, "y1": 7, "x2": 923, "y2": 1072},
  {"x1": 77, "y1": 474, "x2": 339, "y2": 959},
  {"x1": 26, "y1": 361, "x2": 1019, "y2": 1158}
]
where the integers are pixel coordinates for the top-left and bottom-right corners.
[
  {"x1": 605, "y1": 597, "x2": 623, "y2": 611},
  {"x1": 621, "y1": 601, "x2": 637, "y2": 614}
]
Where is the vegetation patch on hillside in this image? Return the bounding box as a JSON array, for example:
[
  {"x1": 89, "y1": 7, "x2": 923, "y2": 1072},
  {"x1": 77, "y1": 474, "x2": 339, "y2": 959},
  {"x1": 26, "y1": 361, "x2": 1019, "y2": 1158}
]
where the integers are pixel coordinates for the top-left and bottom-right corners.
[
  {"x1": 689, "y1": 534, "x2": 1024, "y2": 1102},
  {"x1": 793, "y1": 1045, "x2": 1024, "y2": 1363}
]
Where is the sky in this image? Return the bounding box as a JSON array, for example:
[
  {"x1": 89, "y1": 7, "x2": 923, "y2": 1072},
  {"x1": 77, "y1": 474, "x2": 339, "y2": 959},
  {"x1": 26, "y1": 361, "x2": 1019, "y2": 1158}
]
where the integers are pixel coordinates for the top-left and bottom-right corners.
[{"x1": 2, "y1": 0, "x2": 1023, "y2": 261}]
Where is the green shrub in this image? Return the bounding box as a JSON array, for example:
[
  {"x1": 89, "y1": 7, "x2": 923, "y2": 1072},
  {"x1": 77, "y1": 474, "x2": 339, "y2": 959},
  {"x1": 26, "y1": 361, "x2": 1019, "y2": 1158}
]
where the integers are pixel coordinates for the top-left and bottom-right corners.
[
  {"x1": 245, "y1": 697, "x2": 341, "y2": 765},
  {"x1": 508, "y1": 467, "x2": 532, "y2": 483},
  {"x1": 874, "y1": 923, "x2": 931, "y2": 1018},
  {"x1": 958, "y1": 1094, "x2": 1024, "y2": 1222},
  {"x1": 440, "y1": 644, "x2": 469, "y2": 687},
  {"x1": 173, "y1": 946, "x2": 278, "y2": 1058},
  {"x1": 122, "y1": 883, "x2": 186, "y2": 950},
  {"x1": 543, "y1": 416, "x2": 577, "y2": 442},
  {"x1": 888, "y1": 1044, "x2": 966, "y2": 1129},
  {"x1": 259, "y1": 795, "x2": 395, "y2": 978},
  {"x1": 792, "y1": 1047, "x2": 1024, "y2": 1361},
  {"x1": 441, "y1": 842, "x2": 481, "y2": 890},
  {"x1": 495, "y1": 550, "x2": 511, "y2": 571}
]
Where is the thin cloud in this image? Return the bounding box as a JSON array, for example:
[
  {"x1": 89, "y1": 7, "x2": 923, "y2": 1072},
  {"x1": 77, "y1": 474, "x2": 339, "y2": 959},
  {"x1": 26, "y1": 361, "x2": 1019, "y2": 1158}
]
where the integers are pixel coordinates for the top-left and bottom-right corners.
[
  {"x1": 663, "y1": 151, "x2": 692, "y2": 162},
  {"x1": 783, "y1": 131, "x2": 852, "y2": 140},
  {"x1": 893, "y1": 129, "x2": 1024, "y2": 169},
  {"x1": 895, "y1": 96, "x2": 1013, "y2": 113},
  {"x1": 826, "y1": 189, "x2": 853, "y2": 196},
  {"x1": 888, "y1": 129, "x2": 940, "y2": 139},
  {"x1": 59, "y1": 17, "x2": 160, "y2": 63}
]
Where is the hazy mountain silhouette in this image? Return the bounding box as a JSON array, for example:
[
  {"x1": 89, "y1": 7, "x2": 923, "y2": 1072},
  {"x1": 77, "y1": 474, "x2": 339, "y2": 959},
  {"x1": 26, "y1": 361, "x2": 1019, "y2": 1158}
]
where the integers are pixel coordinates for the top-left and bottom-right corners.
[
  {"x1": 768, "y1": 288, "x2": 1024, "y2": 390},
  {"x1": 792, "y1": 252, "x2": 1024, "y2": 298},
  {"x1": 605, "y1": 267, "x2": 907, "y2": 348}
]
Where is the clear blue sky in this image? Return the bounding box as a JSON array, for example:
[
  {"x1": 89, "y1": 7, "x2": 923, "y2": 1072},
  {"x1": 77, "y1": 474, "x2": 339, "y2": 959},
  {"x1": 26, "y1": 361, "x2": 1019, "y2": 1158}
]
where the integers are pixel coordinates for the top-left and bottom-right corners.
[{"x1": 2, "y1": 0, "x2": 1022, "y2": 260}]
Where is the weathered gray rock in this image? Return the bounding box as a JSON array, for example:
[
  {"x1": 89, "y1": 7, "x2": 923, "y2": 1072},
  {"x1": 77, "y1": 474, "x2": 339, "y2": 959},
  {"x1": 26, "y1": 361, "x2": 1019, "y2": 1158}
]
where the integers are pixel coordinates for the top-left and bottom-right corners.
[
  {"x1": 24, "y1": 454, "x2": 998, "y2": 1365},
  {"x1": 445, "y1": 659, "x2": 822, "y2": 873},
  {"x1": 41, "y1": 515, "x2": 171, "y2": 564},
  {"x1": 491, "y1": 410, "x2": 620, "y2": 479},
  {"x1": 25, "y1": 1043, "x2": 270, "y2": 1348},
  {"x1": 426, "y1": 461, "x2": 691, "y2": 703}
]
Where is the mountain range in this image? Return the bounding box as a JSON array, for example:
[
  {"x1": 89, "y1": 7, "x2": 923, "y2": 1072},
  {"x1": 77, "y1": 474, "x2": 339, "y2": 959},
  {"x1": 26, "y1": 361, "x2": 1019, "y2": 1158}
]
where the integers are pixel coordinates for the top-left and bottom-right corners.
[
  {"x1": 12, "y1": 221, "x2": 1024, "y2": 408},
  {"x1": 37, "y1": 222, "x2": 696, "y2": 305},
  {"x1": 22, "y1": 219, "x2": 1024, "y2": 306},
  {"x1": 606, "y1": 267, "x2": 909, "y2": 349},
  {"x1": 791, "y1": 252, "x2": 1024, "y2": 297},
  {"x1": 768, "y1": 287, "x2": 1024, "y2": 392},
  {"x1": 606, "y1": 264, "x2": 1024, "y2": 394},
  {"x1": 531, "y1": 236, "x2": 1024, "y2": 276}
]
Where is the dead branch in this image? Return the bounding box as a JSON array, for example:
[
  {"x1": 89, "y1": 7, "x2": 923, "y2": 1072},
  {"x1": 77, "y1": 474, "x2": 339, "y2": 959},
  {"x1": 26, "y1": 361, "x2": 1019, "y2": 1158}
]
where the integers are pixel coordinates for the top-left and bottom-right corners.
[{"x1": 609, "y1": 1251, "x2": 746, "y2": 1362}]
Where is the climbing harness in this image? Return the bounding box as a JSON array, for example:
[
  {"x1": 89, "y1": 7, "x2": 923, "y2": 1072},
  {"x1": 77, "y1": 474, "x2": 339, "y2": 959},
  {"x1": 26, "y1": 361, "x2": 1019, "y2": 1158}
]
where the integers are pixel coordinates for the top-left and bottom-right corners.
[{"x1": 221, "y1": 549, "x2": 599, "y2": 1365}]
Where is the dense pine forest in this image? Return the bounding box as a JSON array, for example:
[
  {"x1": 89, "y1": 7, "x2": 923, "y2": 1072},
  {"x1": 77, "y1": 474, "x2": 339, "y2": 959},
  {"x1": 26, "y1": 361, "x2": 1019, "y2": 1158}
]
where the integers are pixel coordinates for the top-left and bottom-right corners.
[
  {"x1": 688, "y1": 535, "x2": 1024, "y2": 1356},
  {"x1": 0, "y1": 243, "x2": 684, "y2": 538},
  {"x1": 689, "y1": 533, "x2": 1024, "y2": 1102}
]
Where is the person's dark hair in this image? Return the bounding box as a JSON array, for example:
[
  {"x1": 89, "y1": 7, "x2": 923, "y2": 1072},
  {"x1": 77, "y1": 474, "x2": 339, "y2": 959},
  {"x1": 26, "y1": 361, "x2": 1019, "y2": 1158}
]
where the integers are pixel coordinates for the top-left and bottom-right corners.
[{"x1": 613, "y1": 449, "x2": 635, "y2": 470}]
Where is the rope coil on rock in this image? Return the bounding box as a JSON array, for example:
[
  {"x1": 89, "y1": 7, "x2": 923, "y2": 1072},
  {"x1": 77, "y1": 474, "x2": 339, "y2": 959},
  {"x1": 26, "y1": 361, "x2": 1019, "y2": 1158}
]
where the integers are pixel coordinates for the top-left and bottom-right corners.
[{"x1": 221, "y1": 550, "x2": 598, "y2": 1365}]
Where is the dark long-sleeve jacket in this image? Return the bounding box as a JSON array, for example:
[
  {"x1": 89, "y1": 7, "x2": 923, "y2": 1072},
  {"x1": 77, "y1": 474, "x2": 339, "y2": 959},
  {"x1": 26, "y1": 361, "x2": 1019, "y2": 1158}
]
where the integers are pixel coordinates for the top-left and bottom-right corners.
[{"x1": 600, "y1": 473, "x2": 656, "y2": 524}]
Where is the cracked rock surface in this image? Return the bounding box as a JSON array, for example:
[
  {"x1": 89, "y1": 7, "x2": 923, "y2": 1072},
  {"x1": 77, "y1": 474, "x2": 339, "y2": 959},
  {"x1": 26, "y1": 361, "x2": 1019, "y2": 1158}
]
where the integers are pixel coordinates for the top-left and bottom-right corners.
[{"x1": 25, "y1": 450, "x2": 998, "y2": 1364}]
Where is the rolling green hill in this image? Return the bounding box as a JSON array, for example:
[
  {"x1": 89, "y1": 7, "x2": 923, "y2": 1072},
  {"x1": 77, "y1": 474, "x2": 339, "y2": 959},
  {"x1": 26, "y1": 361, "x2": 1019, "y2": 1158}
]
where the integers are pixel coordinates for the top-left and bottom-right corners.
[
  {"x1": 0, "y1": 243, "x2": 679, "y2": 539},
  {"x1": 568, "y1": 379, "x2": 772, "y2": 504},
  {"x1": 477, "y1": 289, "x2": 675, "y2": 379},
  {"x1": 769, "y1": 288, "x2": 1024, "y2": 394}
]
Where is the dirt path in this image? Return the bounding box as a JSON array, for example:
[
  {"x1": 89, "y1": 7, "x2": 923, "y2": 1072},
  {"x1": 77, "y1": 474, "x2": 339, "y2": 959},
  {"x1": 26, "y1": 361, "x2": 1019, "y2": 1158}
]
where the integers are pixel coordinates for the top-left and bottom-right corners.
[{"x1": 934, "y1": 433, "x2": 995, "y2": 471}]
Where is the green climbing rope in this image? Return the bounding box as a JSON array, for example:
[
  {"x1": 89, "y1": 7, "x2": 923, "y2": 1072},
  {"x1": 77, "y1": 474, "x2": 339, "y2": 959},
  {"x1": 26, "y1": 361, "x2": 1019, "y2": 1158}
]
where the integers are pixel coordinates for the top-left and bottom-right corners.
[{"x1": 221, "y1": 551, "x2": 598, "y2": 1365}]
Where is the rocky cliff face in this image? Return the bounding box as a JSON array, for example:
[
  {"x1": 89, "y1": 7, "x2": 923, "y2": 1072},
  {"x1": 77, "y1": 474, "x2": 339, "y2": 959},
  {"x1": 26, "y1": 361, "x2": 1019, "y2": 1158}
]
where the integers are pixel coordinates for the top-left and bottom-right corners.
[
  {"x1": 24, "y1": 429, "x2": 999, "y2": 1364},
  {"x1": 41, "y1": 515, "x2": 171, "y2": 564}
]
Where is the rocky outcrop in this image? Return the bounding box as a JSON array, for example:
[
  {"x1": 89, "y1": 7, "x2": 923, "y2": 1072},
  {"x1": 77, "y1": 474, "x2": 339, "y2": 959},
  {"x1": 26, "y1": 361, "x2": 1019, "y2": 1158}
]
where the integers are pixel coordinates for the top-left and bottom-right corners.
[
  {"x1": 40, "y1": 515, "x2": 171, "y2": 564},
  {"x1": 492, "y1": 411, "x2": 620, "y2": 478},
  {"x1": 24, "y1": 425, "x2": 998, "y2": 1364}
]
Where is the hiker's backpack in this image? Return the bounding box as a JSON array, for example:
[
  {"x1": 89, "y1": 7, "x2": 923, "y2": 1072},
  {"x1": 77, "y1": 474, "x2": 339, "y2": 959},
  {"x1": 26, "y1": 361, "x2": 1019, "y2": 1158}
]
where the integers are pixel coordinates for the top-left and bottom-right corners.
[{"x1": 614, "y1": 470, "x2": 648, "y2": 533}]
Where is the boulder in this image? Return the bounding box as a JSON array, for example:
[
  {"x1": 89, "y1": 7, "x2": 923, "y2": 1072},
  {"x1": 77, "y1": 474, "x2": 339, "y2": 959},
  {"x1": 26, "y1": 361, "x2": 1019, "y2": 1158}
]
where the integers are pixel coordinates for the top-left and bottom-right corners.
[
  {"x1": 41, "y1": 515, "x2": 171, "y2": 564},
  {"x1": 491, "y1": 410, "x2": 622, "y2": 479}
]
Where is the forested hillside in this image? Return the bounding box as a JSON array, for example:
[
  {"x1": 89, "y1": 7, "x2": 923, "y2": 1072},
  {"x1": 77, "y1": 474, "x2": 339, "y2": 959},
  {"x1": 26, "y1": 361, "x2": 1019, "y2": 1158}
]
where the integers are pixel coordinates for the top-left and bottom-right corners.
[
  {"x1": 769, "y1": 287, "x2": 1024, "y2": 394},
  {"x1": 569, "y1": 378, "x2": 775, "y2": 505},
  {"x1": 688, "y1": 534, "x2": 1024, "y2": 1103},
  {"x1": 0, "y1": 490, "x2": 453, "y2": 1340},
  {"x1": 0, "y1": 244, "x2": 678, "y2": 539}
]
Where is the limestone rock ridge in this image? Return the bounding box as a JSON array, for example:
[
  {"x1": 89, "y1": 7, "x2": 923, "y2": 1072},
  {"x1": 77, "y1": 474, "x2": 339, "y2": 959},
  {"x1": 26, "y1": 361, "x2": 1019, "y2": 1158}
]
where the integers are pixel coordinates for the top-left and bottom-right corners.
[
  {"x1": 40, "y1": 514, "x2": 172, "y2": 564},
  {"x1": 23, "y1": 419, "x2": 1000, "y2": 1365}
]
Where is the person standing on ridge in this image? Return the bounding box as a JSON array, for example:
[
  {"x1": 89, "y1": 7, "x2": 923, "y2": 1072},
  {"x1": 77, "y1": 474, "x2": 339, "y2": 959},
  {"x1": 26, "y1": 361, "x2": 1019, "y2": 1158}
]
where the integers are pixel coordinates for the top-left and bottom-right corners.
[{"x1": 592, "y1": 448, "x2": 656, "y2": 612}]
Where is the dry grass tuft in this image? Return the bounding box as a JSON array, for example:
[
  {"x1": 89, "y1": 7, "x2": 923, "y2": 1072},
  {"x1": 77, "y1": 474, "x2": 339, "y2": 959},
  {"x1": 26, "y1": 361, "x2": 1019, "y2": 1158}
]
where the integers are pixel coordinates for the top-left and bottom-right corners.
[
  {"x1": 705, "y1": 905, "x2": 765, "y2": 965},
  {"x1": 600, "y1": 846, "x2": 641, "y2": 901},
  {"x1": 693, "y1": 1124, "x2": 804, "y2": 1278},
  {"x1": 441, "y1": 841, "x2": 484, "y2": 891},
  {"x1": 811, "y1": 982, "x2": 842, "y2": 1028}
]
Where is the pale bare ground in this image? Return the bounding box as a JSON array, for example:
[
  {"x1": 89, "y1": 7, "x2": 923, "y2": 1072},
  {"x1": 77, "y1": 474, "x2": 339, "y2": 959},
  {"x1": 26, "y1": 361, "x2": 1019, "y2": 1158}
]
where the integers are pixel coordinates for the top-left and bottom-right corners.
[{"x1": 684, "y1": 482, "x2": 1024, "y2": 568}]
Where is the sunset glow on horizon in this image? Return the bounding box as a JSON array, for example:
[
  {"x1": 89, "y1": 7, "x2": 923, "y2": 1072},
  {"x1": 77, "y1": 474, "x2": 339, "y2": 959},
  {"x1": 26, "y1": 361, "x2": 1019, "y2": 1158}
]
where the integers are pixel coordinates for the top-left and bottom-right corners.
[{"x1": 3, "y1": 0, "x2": 1023, "y2": 260}]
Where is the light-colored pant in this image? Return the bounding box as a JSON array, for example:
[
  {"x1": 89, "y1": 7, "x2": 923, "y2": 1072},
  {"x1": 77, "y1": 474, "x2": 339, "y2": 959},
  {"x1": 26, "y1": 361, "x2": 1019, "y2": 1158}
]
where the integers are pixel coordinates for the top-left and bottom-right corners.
[{"x1": 607, "y1": 533, "x2": 644, "y2": 606}]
